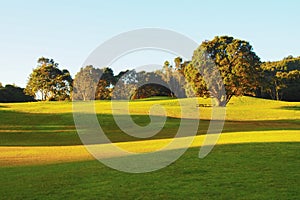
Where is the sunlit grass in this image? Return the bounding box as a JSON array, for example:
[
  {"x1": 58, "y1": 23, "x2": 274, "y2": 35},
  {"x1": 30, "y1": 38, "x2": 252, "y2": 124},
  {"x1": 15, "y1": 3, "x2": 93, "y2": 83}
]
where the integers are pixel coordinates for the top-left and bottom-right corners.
[
  {"x1": 1, "y1": 142, "x2": 299, "y2": 199},
  {"x1": 1, "y1": 130, "x2": 299, "y2": 167},
  {"x1": 0, "y1": 96, "x2": 299, "y2": 199},
  {"x1": 1, "y1": 96, "x2": 299, "y2": 120}
]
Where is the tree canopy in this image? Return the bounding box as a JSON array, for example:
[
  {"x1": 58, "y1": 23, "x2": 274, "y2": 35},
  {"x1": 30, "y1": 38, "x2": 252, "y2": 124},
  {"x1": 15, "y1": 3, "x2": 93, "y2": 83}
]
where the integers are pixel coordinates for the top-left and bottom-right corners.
[
  {"x1": 188, "y1": 36, "x2": 261, "y2": 106},
  {"x1": 2, "y1": 35, "x2": 299, "y2": 104},
  {"x1": 25, "y1": 57, "x2": 73, "y2": 101},
  {"x1": 73, "y1": 65, "x2": 115, "y2": 100},
  {"x1": 0, "y1": 84, "x2": 34, "y2": 103},
  {"x1": 259, "y1": 56, "x2": 300, "y2": 101}
]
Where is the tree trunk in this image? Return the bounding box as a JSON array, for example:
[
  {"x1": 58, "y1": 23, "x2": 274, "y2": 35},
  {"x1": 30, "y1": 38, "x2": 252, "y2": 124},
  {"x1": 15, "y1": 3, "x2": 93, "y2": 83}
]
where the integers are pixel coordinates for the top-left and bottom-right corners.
[{"x1": 215, "y1": 98, "x2": 227, "y2": 107}]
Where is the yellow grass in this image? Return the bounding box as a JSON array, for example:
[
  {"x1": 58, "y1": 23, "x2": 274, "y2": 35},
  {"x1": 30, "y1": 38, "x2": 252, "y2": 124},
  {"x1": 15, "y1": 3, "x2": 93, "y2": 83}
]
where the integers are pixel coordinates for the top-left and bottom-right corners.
[{"x1": 1, "y1": 130, "x2": 299, "y2": 167}]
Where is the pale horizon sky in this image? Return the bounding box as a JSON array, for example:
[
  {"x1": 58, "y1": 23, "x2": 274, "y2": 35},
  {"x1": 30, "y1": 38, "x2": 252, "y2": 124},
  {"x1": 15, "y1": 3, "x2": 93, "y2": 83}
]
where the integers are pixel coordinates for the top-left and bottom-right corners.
[{"x1": 0, "y1": 0, "x2": 300, "y2": 87}]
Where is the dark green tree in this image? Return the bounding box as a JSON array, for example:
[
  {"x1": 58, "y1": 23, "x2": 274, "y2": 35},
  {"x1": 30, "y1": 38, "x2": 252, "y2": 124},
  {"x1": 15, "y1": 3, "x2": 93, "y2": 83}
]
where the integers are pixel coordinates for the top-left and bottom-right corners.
[
  {"x1": 95, "y1": 67, "x2": 115, "y2": 100},
  {"x1": 260, "y1": 56, "x2": 300, "y2": 101},
  {"x1": 0, "y1": 84, "x2": 34, "y2": 103}
]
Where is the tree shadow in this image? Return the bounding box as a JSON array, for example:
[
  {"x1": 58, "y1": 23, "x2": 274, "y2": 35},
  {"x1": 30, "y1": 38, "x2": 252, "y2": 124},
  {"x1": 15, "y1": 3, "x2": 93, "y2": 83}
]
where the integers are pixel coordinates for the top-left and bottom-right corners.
[
  {"x1": 131, "y1": 96, "x2": 177, "y2": 102},
  {"x1": 0, "y1": 109, "x2": 299, "y2": 146},
  {"x1": 279, "y1": 106, "x2": 300, "y2": 111}
]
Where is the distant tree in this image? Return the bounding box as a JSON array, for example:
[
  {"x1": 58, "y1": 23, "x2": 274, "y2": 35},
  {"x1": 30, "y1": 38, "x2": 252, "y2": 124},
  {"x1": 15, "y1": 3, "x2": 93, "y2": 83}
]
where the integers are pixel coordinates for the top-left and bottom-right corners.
[
  {"x1": 134, "y1": 71, "x2": 174, "y2": 99},
  {"x1": 25, "y1": 57, "x2": 72, "y2": 101},
  {"x1": 158, "y1": 59, "x2": 186, "y2": 98},
  {"x1": 112, "y1": 69, "x2": 177, "y2": 100},
  {"x1": 260, "y1": 56, "x2": 300, "y2": 101},
  {"x1": 131, "y1": 83, "x2": 172, "y2": 99},
  {"x1": 174, "y1": 57, "x2": 183, "y2": 71},
  {"x1": 0, "y1": 84, "x2": 34, "y2": 103},
  {"x1": 95, "y1": 67, "x2": 115, "y2": 100},
  {"x1": 73, "y1": 65, "x2": 101, "y2": 101},
  {"x1": 112, "y1": 70, "x2": 138, "y2": 99},
  {"x1": 0, "y1": 82, "x2": 3, "y2": 88},
  {"x1": 73, "y1": 66, "x2": 115, "y2": 101},
  {"x1": 190, "y1": 36, "x2": 261, "y2": 106},
  {"x1": 95, "y1": 80, "x2": 111, "y2": 100}
]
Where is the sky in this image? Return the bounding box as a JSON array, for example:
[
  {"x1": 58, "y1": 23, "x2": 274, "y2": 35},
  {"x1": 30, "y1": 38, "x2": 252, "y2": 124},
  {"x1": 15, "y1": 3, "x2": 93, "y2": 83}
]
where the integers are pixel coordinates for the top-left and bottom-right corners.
[{"x1": 0, "y1": 0, "x2": 300, "y2": 87}]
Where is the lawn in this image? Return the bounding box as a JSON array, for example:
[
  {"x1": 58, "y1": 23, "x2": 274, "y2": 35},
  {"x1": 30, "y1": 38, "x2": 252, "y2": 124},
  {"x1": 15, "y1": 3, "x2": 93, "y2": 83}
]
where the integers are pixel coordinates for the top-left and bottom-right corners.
[{"x1": 0, "y1": 97, "x2": 299, "y2": 199}]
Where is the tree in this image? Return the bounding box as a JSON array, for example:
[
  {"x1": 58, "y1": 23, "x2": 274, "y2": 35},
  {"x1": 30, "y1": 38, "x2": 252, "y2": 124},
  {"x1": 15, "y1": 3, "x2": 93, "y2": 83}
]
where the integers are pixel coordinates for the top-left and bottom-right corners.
[
  {"x1": 131, "y1": 83, "x2": 172, "y2": 99},
  {"x1": 190, "y1": 36, "x2": 261, "y2": 106},
  {"x1": 112, "y1": 69, "x2": 177, "y2": 100},
  {"x1": 0, "y1": 82, "x2": 3, "y2": 88},
  {"x1": 73, "y1": 66, "x2": 115, "y2": 101},
  {"x1": 25, "y1": 57, "x2": 73, "y2": 101},
  {"x1": 73, "y1": 65, "x2": 102, "y2": 101},
  {"x1": 95, "y1": 67, "x2": 115, "y2": 100},
  {"x1": 112, "y1": 70, "x2": 138, "y2": 100},
  {"x1": 158, "y1": 59, "x2": 186, "y2": 98},
  {"x1": 0, "y1": 84, "x2": 35, "y2": 103},
  {"x1": 260, "y1": 56, "x2": 300, "y2": 101},
  {"x1": 182, "y1": 62, "x2": 209, "y2": 98}
]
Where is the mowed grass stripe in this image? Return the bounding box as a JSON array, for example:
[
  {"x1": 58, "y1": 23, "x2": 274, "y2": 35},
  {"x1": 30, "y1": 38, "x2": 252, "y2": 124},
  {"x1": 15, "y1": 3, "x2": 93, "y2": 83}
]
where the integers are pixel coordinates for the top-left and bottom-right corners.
[{"x1": 1, "y1": 130, "x2": 299, "y2": 167}]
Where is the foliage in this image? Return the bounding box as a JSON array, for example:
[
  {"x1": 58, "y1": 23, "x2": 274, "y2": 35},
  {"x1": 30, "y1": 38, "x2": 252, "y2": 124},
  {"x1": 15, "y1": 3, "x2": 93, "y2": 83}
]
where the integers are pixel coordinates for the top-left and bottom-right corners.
[
  {"x1": 73, "y1": 66, "x2": 115, "y2": 100},
  {"x1": 25, "y1": 57, "x2": 73, "y2": 101},
  {"x1": 112, "y1": 69, "x2": 174, "y2": 100},
  {"x1": 190, "y1": 36, "x2": 261, "y2": 106},
  {"x1": 260, "y1": 56, "x2": 300, "y2": 101},
  {"x1": 0, "y1": 84, "x2": 34, "y2": 103},
  {"x1": 131, "y1": 83, "x2": 172, "y2": 99},
  {"x1": 158, "y1": 59, "x2": 186, "y2": 98},
  {"x1": 21, "y1": 37, "x2": 300, "y2": 103},
  {"x1": 112, "y1": 70, "x2": 137, "y2": 99}
]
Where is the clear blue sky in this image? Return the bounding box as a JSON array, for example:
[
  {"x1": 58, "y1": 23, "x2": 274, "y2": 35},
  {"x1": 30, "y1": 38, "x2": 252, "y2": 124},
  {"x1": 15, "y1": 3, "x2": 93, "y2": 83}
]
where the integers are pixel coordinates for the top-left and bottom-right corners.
[{"x1": 1, "y1": 0, "x2": 300, "y2": 87}]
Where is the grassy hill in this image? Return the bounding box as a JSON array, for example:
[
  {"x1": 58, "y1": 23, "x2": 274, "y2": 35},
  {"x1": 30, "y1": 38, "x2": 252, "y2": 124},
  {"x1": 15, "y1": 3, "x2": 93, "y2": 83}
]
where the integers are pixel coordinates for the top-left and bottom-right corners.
[{"x1": 0, "y1": 97, "x2": 299, "y2": 199}]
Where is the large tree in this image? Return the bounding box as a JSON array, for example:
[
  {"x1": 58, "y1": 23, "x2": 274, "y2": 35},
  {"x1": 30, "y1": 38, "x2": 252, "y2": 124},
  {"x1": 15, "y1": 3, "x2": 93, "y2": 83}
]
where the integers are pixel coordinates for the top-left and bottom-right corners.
[
  {"x1": 25, "y1": 57, "x2": 72, "y2": 101},
  {"x1": 190, "y1": 36, "x2": 261, "y2": 106}
]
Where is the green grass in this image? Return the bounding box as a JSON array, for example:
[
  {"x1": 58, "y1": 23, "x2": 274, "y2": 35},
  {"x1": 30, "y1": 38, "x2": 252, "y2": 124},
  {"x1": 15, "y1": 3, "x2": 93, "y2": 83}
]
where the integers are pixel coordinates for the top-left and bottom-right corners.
[
  {"x1": 0, "y1": 97, "x2": 299, "y2": 146},
  {"x1": 0, "y1": 96, "x2": 299, "y2": 199},
  {"x1": 1, "y1": 143, "x2": 299, "y2": 199}
]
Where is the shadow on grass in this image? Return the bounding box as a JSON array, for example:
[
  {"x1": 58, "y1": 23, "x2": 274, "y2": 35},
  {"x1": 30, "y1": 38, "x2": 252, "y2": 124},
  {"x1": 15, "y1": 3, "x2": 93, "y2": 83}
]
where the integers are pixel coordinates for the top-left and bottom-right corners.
[
  {"x1": 131, "y1": 96, "x2": 177, "y2": 102},
  {"x1": 0, "y1": 109, "x2": 299, "y2": 146},
  {"x1": 0, "y1": 142, "x2": 299, "y2": 199},
  {"x1": 279, "y1": 106, "x2": 300, "y2": 111}
]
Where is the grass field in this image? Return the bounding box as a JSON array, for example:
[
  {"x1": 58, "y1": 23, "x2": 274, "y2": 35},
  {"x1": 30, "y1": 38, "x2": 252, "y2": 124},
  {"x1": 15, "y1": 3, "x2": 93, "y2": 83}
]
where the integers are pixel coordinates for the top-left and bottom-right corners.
[{"x1": 0, "y1": 97, "x2": 299, "y2": 199}]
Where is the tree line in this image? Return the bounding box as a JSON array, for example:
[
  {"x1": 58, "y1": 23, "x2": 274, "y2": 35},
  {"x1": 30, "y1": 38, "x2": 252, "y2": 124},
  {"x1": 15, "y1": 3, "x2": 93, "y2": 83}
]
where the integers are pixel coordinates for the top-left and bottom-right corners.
[{"x1": 1, "y1": 36, "x2": 299, "y2": 105}]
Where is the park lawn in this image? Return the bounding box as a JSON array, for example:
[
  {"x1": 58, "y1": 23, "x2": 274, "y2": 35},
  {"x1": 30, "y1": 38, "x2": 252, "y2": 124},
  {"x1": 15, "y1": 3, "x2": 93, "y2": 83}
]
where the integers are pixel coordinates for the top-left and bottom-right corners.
[
  {"x1": 0, "y1": 96, "x2": 299, "y2": 199},
  {"x1": 0, "y1": 130, "x2": 299, "y2": 167},
  {"x1": 0, "y1": 96, "x2": 299, "y2": 146},
  {"x1": 0, "y1": 142, "x2": 299, "y2": 199}
]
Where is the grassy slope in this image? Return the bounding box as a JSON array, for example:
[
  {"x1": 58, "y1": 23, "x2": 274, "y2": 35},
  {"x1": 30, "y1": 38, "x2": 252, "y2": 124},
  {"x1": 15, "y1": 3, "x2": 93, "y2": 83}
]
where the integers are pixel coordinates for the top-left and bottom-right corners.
[
  {"x1": 0, "y1": 97, "x2": 299, "y2": 199},
  {"x1": 1, "y1": 143, "x2": 299, "y2": 199},
  {"x1": 0, "y1": 97, "x2": 299, "y2": 146}
]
